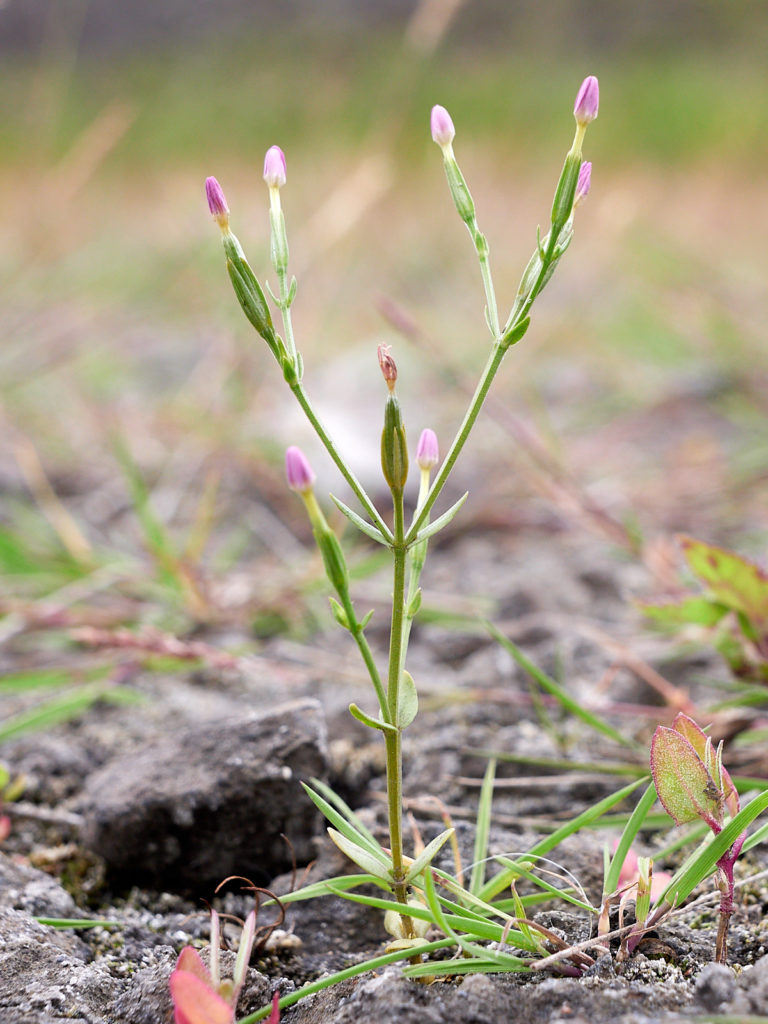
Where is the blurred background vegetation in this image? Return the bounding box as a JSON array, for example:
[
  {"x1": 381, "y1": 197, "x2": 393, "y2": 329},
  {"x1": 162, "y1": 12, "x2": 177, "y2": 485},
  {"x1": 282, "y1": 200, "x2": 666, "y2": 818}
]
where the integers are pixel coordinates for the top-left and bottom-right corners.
[{"x1": 1, "y1": 0, "x2": 768, "y2": 649}]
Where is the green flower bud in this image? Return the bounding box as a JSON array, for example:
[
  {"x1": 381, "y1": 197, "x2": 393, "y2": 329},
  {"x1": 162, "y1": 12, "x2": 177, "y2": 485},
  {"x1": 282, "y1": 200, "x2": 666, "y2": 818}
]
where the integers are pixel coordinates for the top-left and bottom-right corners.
[{"x1": 381, "y1": 394, "x2": 409, "y2": 495}]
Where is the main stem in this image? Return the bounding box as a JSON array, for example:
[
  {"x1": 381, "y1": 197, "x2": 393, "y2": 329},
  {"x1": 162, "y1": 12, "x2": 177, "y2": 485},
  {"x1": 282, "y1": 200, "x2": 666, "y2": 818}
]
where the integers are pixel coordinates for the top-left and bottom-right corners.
[{"x1": 384, "y1": 494, "x2": 414, "y2": 934}]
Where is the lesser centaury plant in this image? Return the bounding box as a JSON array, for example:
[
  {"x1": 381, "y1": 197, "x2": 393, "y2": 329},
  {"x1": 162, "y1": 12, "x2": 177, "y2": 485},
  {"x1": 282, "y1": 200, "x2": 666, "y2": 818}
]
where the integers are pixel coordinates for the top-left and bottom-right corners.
[{"x1": 204, "y1": 75, "x2": 598, "y2": 972}]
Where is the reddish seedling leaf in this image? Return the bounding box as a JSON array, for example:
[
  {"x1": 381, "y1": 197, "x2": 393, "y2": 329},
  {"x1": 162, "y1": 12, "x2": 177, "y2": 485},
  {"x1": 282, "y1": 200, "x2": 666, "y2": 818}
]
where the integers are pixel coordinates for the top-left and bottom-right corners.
[
  {"x1": 169, "y1": 971, "x2": 233, "y2": 1024},
  {"x1": 650, "y1": 726, "x2": 720, "y2": 827},
  {"x1": 174, "y1": 946, "x2": 212, "y2": 986},
  {"x1": 679, "y1": 536, "x2": 768, "y2": 629}
]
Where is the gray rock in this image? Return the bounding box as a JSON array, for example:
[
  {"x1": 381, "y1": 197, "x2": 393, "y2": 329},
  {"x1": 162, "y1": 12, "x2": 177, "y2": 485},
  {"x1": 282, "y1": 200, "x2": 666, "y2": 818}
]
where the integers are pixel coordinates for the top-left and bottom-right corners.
[
  {"x1": 78, "y1": 699, "x2": 328, "y2": 890},
  {"x1": 0, "y1": 907, "x2": 113, "y2": 1023},
  {"x1": 694, "y1": 963, "x2": 736, "y2": 1011},
  {"x1": 0, "y1": 851, "x2": 79, "y2": 918}
]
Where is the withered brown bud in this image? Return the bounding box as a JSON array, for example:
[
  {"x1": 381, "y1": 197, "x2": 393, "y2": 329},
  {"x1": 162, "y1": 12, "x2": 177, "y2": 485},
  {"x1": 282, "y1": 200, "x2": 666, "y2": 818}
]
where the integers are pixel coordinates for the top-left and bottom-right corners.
[{"x1": 377, "y1": 344, "x2": 397, "y2": 392}]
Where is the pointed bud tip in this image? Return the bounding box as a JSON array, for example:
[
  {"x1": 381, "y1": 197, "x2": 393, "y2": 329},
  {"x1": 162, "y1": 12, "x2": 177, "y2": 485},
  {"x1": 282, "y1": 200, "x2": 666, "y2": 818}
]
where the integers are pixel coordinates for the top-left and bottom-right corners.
[
  {"x1": 205, "y1": 176, "x2": 229, "y2": 226},
  {"x1": 574, "y1": 75, "x2": 599, "y2": 125},
  {"x1": 263, "y1": 145, "x2": 287, "y2": 188},
  {"x1": 285, "y1": 446, "x2": 315, "y2": 493},
  {"x1": 430, "y1": 104, "x2": 455, "y2": 147},
  {"x1": 416, "y1": 428, "x2": 439, "y2": 470}
]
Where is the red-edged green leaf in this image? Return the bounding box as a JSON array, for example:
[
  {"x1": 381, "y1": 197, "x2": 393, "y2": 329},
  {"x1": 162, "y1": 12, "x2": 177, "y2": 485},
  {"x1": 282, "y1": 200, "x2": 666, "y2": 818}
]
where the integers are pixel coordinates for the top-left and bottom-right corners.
[
  {"x1": 650, "y1": 726, "x2": 720, "y2": 827},
  {"x1": 640, "y1": 596, "x2": 730, "y2": 628},
  {"x1": 680, "y1": 536, "x2": 768, "y2": 627},
  {"x1": 169, "y1": 971, "x2": 233, "y2": 1024}
]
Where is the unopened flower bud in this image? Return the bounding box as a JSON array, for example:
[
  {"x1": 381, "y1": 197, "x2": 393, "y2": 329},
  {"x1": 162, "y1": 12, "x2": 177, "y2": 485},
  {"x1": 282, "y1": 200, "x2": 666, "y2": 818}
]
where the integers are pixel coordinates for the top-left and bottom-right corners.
[
  {"x1": 263, "y1": 145, "x2": 287, "y2": 188},
  {"x1": 285, "y1": 446, "x2": 315, "y2": 494},
  {"x1": 381, "y1": 395, "x2": 409, "y2": 495},
  {"x1": 205, "y1": 176, "x2": 230, "y2": 230},
  {"x1": 378, "y1": 344, "x2": 397, "y2": 392},
  {"x1": 574, "y1": 161, "x2": 592, "y2": 205},
  {"x1": 430, "y1": 105, "x2": 455, "y2": 148},
  {"x1": 573, "y1": 75, "x2": 599, "y2": 126},
  {"x1": 416, "y1": 428, "x2": 438, "y2": 470}
]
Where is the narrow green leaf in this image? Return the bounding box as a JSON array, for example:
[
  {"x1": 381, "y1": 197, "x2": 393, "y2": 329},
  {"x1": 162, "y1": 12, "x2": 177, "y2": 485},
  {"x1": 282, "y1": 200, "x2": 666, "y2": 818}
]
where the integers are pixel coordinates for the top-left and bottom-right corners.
[
  {"x1": 603, "y1": 782, "x2": 658, "y2": 897},
  {"x1": 403, "y1": 827, "x2": 455, "y2": 885},
  {"x1": 327, "y1": 828, "x2": 392, "y2": 882},
  {"x1": 302, "y1": 780, "x2": 383, "y2": 858},
  {"x1": 348, "y1": 703, "x2": 397, "y2": 735},
  {"x1": 661, "y1": 790, "x2": 768, "y2": 907},
  {"x1": 478, "y1": 776, "x2": 647, "y2": 903},
  {"x1": 412, "y1": 492, "x2": 468, "y2": 545},
  {"x1": 329, "y1": 495, "x2": 390, "y2": 546},
  {"x1": 485, "y1": 621, "x2": 636, "y2": 749},
  {"x1": 35, "y1": 918, "x2": 121, "y2": 929},
  {"x1": 469, "y1": 759, "x2": 495, "y2": 896}
]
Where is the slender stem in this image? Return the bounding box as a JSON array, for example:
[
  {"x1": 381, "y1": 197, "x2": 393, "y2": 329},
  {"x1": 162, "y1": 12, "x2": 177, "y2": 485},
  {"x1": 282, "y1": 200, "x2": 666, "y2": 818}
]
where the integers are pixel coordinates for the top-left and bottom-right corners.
[
  {"x1": 383, "y1": 493, "x2": 413, "y2": 933},
  {"x1": 290, "y1": 383, "x2": 393, "y2": 543},
  {"x1": 406, "y1": 340, "x2": 506, "y2": 544},
  {"x1": 340, "y1": 590, "x2": 389, "y2": 723},
  {"x1": 406, "y1": 228, "x2": 563, "y2": 546}
]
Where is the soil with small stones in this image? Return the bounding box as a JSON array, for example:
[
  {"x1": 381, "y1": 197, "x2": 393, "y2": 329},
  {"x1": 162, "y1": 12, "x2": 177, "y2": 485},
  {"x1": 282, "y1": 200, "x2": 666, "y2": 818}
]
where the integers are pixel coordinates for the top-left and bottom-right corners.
[{"x1": 2, "y1": 523, "x2": 768, "y2": 1024}]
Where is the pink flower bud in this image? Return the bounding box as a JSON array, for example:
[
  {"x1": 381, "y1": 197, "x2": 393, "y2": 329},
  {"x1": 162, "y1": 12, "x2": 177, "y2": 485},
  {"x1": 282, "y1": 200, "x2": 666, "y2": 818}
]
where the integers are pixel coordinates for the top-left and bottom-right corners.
[
  {"x1": 377, "y1": 344, "x2": 397, "y2": 392},
  {"x1": 416, "y1": 428, "x2": 439, "y2": 470},
  {"x1": 263, "y1": 145, "x2": 287, "y2": 188},
  {"x1": 430, "y1": 105, "x2": 455, "y2": 147},
  {"x1": 575, "y1": 161, "x2": 592, "y2": 204},
  {"x1": 573, "y1": 75, "x2": 599, "y2": 125},
  {"x1": 205, "y1": 176, "x2": 229, "y2": 227},
  {"x1": 285, "y1": 446, "x2": 315, "y2": 493}
]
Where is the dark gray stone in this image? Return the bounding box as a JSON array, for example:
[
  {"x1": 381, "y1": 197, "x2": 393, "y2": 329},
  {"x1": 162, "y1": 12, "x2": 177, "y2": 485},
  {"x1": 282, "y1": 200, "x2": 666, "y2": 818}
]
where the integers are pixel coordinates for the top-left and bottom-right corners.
[{"x1": 78, "y1": 699, "x2": 328, "y2": 890}]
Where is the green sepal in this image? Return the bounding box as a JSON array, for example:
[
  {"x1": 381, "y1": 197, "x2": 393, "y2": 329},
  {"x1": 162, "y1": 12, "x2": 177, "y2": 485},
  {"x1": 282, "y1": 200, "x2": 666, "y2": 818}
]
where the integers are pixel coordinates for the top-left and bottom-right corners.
[
  {"x1": 327, "y1": 827, "x2": 393, "y2": 882},
  {"x1": 402, "y1": 826, "x2": 455, "y2": 885},
  {"x1": 348, "y1": 702, "x2": 397, "y2": 735},
  {"x1": 397, "y1": 670, "x2": 418, "y2": 729},
  {"x1": 442, "y1": 156, "x2": 475, "y2": 225},
  {"x1": 287, "y1": 276, "x2": 298, "y2": 305},
  {"x1": 269, "y1": 207, "x2": 289, "y2": 276},
  {"x1": 412, "y1": 492, "x2": 468, "y2": 544},
  {"x1": 381, "y1": 395, "x2": 409, "y2": 495},
  {"x1": 501, "y1": 316, "x2": 531, "y2": 350},
  {"x1": 329, "y1": 597, "x2": 349, "y2": 629},
  {"x1": 407, "y1": 588, "x2": 422, "y2": 618},
  {"x1": 314, "y1": 526, "x2": 349, "y2": 594},
  {"x1": 550, "y1": 150, "x2": 581, "y2": 236},
  {"x1": 330, "y1": 494, "x2": 391, "y2": 546},
  {"x1": 226, "y1": 258, "x2": 277, "y2": 350}
]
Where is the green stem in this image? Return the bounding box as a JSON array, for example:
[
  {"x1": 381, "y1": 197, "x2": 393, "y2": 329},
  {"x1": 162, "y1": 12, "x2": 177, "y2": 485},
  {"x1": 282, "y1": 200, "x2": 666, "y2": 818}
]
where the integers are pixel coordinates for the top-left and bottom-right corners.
[
  {"x1": 290, "y1": 382, "x2": 393, "y2": 543},
  {"x1": 339, "y1": 590, "x2": 389, "y2": 723},
  {"x1": 405, "y1": 340, "x2": 506, "y2": 544},
  {"x1": 384, "y1": 493, "x2": 413, "y2": 933},
  {"x1": 406, "y1": 230, "x2": 562, "y2": 546}
]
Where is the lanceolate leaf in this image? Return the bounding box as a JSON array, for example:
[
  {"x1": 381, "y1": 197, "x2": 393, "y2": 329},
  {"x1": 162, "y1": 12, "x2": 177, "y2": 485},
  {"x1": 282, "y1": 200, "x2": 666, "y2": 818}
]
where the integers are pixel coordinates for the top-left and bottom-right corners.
[
  {"x1": 327, "y1": 828, "x2": 392, "y2": 882},
  {"x1": 403, "y1": 827, "x2": 455, "y2": 885},
  {"x1": 412, "y1": 492, "x2": 468, "y2": 545},
  {"x1": 330, "y1": 495, "x2": 391, "y2": 546}
]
